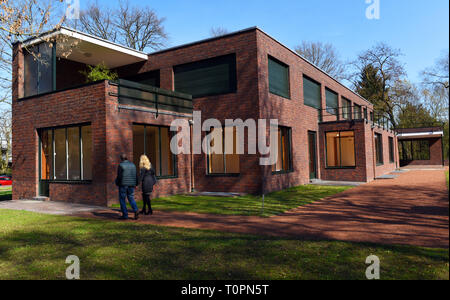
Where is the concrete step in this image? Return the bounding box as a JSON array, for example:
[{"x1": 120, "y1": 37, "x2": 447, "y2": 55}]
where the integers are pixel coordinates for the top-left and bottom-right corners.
[{"x1": 31, "y1": 196, "x2": 50, "y2": 201}]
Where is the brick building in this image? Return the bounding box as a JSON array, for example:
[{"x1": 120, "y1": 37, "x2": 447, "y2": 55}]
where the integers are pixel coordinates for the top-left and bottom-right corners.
[{"x1": 12, "y1": 26, "x2": 422, "y2": 206}]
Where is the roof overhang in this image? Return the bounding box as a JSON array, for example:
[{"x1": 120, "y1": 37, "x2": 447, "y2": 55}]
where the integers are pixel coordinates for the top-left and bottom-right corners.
[
  {"x1": 21, "y1": 27, "x2": 148, "y2": 68},
  {"x1": 397, "y1": 131, "x2": 444, "y2": 140}
]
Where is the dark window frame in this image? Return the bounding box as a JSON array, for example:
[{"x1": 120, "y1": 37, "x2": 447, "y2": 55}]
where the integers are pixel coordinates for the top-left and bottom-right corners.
[
  {"x1": 38, "y1": 122, "x2": 92, "y2": 183},
  {"x1": 375, "y1": 133, "x2": 384, "y2": 166},
  {"x1": 325, "y1": 88, "x2": 338, "y2": 116},
  {"x1": 399, "y1": 139, "x2": 431, "y2": 161},
  {"x1": 325, "y1": 130, "x2": 357, "y2": 169},
  {"x1": 268, "y1": 55, "x2": 291, "y2": 99},
  {"x1": 342, "y1": 97, "x2": 352, "y2": 120},
  {"x1": 303, "y1": 75, "x2": 322, "y2": 109},
  {"x1": 388, "y1": 137, "x2": 395, "y2": 163},
  {"x1": 173, "y1": 53, "x2": 237, "y2": 98},
  {"x1": 132, "y1": 123, "x2": 178, "y2": 179},
  {"x1": 272, "y1": 126, "x2": 294, "y2": 175}
]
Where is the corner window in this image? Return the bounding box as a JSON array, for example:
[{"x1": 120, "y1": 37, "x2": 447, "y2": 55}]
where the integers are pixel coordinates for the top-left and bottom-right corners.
[
  {"x1": 24, "y1": 42, "x2": 54, "y2": 97},
  {"x1": 325, "y1": 88, "x2": 338, "y2": 115},
  {"x1": 375, "y1": 133, "x2": 383, "y2": 165},
  {"x1": 399, "y1": 140, "x2": 430, "y2": 161},
  {"x1": 303, "y1": 76, "x2": 321, "y2": 109},
  {"x1": 272, "y1": 126, "x2": 292, "y2": 173},
  {"x1": 39, "y1": 124, "x2": 92, "y2": 181},
  {"x1": 268, "y1": 56, "x2": 290, "y2": 99},
  {"x1": 133, "y1": 125, "x2": 176, "y2": 178},
  {"x1": 326, "y1": 131, "x2": 356, "y2": 168},
  {"x1": 206, "y1": 127, "x2": 240, "y2": 175},
  {"x1": 174, "y1": 54, "x2": 237, "y2": 98}
]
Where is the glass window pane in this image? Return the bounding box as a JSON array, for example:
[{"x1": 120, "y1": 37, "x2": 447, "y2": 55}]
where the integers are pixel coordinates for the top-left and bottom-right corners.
[
  {"x1": 269, "y1": 57, "x2": 290, "y2": 98},
  {"x1": 68, "y1": 127, "x2": 80, "y2": 180},
  {"x1": 303, "y1": 77, "x2": 321, "y2": 109},
  {"x1": 326, "y1": 89, "x2": 338, "y2": 115},
  {"x1": 145, "y1": 126, "x2": 160, "y2": 176},
  {"x1": 38, "y1": 43, "x2": 53, "y2": 94},
  {"x1": 340, "y1": 131, "x2": 355, "y2": 167},
  {"x1": 24, "y1": 50, "x2": 38, "y2": 97},
  {"x1": 326, "y1": 132, "x2": 340, "y2": 167},
  {"x1": 375, "y1": 133, "x2": 383, "y2": 164},
  {"x1": 82, "y1": 126, "x2": 92, "y2": 180},
  {"x1": 208, "y1": 128, "x2": 224, "y2": 174},
  {"x1": 132, "y1": 125, "x2": 145, "y2": 169},
  {"x1": 160, "y1": 127, "x2": 174, "y2": 176},
  {"x1": 54, "y1": 128, "x2": 67, "y2": 180},
  {"x1": 225, "y1": 127, "x2": 240, "y2": 174},
  {"x1": 40, "y1": 130, "x2": 52, "y2": 180}
]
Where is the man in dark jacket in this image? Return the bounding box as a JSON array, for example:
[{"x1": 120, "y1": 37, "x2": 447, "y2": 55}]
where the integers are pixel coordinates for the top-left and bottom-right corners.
[{"x1": 115, "y1": 154, "x2": 140, "y2": 220}]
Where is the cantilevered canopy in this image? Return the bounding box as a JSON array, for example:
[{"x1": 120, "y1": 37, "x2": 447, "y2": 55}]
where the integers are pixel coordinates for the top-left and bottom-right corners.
[
  {"x1": 21, "y1": 27, "x2": 148, "y2": 68},
  {"x1": 397, "y1": 127, "x2": 444, "y2": 140}
]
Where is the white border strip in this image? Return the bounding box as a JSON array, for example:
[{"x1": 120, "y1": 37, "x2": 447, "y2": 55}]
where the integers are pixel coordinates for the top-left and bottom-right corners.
[{"x1": 397, "y1": 131, "x2": 443, "y2": 137}]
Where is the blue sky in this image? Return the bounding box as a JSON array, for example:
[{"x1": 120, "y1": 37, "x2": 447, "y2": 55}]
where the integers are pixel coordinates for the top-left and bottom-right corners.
[{"x1": 92, "y1": 0, "x2": 449, "y2": 84}]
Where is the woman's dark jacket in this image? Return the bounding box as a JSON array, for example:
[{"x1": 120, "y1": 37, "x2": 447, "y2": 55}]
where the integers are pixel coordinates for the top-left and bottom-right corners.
[{"x1": 140, "y1": 168, "x2": 157, "y2": 194}]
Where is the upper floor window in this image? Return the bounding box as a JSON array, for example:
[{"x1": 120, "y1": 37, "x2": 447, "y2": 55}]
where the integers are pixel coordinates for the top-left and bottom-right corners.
[
  {"x1": 268, "y1": 56, "x2": 290, "y2": 99},
  {"x1": 342, "y1": 98, "x2": 352, "y2": 120},
  {"x1": 303, "y1": 76, "x2": 321, "y2": 109},
  {"x1": 353, "y1": 104, "x2": 362, "y2": 119},
  {"x1": 325, "y1": 88, "x2": 338, "y2": 115},
  {"x1": 24, "y1": 43, "x2": 54, "y2": 97},
  {"x1": 174, "y1": 54, "x2": 237, "y2": 98}
]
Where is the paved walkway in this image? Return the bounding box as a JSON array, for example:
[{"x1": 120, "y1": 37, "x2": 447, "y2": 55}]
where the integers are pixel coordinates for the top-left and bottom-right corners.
[
  {"x1": 75, "y1": 170, "x2": 449, "y2": 248},
  {"x1": 0, "y1": 200, "x2": 106, "y2": 215}
]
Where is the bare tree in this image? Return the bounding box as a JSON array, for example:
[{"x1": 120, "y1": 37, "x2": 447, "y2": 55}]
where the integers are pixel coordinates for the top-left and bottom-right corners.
[
  {"x1": 349, "y1": 42, "x2": 406, "y2": 128},
  {"x1": 294, "y1": 41, "x2": 346, "y2": 81},
  {"x1": 421, "y1": 50, "x2": 449, "y2": 90},
  {"x1": 67, "y1": 0, "x2": 168, "y2": 52},
  {"x1": 210, "y1": 26, "x2": 229, "y2": 37}
]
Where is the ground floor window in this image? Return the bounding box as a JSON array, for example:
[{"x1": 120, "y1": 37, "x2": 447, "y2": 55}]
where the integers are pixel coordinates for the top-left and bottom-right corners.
[
  {"x1": 272, "y1": 126, "x2": 292, "y2": 173},
  {"x1": 39, "y1": 124, "x2": 92, "y2": 181},
  {"x1": 325, "y1": 131, "x2": 356, "y2": 168},
  {"x1": 207, "y1": 126, "x2": 240, "y2": 175},
  {"x1": 389, "y1": 137, "x2": 395, "y2": 163},
  {"x1": 399, "y1": 140, "x2": 430, "y2": 161},
  {"x1": 132, "y1": 124, "x2": 176, "y2": 178},
  {"x1": 375, "y1": 133, "x2": 383, "y2": 165}
]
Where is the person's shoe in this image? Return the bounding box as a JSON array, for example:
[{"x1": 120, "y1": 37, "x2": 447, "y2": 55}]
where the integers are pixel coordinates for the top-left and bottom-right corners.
[
  {"x1": 119, "y1": 216, "x2": 128, "y2": 220},
  {"x1": 149, "y1": 210, "x2": 153, "y2": 215},
  {"x1": 139, "y1": 210, "x2": 145, "y2": 214},
  {"x1": 134, "y1": 210, "x2": 139, "y2": 220}
]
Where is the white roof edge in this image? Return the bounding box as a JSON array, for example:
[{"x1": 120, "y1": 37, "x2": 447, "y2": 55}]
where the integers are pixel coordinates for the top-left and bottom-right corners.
[
  {"x1": 21, "y1": 26, "x2": 148, "y2": 60},
  {"x1": 397, "y1": 131, "x2": 444, "y2": 137}
]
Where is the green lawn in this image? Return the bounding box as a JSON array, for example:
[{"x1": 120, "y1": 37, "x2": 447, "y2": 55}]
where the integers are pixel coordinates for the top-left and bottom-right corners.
[
  {"x1": 0, "y1": 209, "x2": 447, "y2": 280},
  {"x1": 0, "y1": 186, "x2": 12, "y2": 201},
  {"x1": 446, "y1": 171, "x2": 449, "y2": 189},
  {"x1": 113, "y1": 185, "x2": 352, "y2": 217}
]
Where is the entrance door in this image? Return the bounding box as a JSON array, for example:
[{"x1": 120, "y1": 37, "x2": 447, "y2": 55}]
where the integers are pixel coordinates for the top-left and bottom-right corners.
[
  {"x1": 308, "y1": 131, "x2": 317, "y2": 179},
  {"x1": 38, "y1": 130, "x2": 51, "y2": 197}
]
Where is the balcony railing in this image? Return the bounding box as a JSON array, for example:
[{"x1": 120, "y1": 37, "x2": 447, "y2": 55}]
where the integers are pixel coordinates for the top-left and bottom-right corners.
[
  {"x1": 319, "y1": 105, "x2": 395, "y2": 131},
  {"x1": 111, "y1": 79, "x2": 193, "y2": 115}
]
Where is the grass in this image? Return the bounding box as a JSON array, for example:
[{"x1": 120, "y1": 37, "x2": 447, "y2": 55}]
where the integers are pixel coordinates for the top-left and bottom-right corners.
[
  {"x1": 0, "y1": 209, "x2": 447, "y2": 280},
  {"x1": 0, "y1": 186, "x2": 12, "y2": 201},
  {"x1": 446, "y1": 171, "x2": 449, "y2": 189},
  {"x1": 112, "y1": 185, "x2": 353, "y2": 217}
]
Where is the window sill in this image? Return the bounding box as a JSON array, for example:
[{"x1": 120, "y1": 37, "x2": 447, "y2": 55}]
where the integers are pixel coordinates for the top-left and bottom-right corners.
[
  {"x1": 43, "y1": 180, "x2": 92, "y2": 184},
  {"x1": 376, "y1": 163, "x2": 384, "y2": 167},
  {"x1": 206, "y1": 173, "x2": 240, "y2": 177},
  {"x1": 270, "y1": 91, "x2": 291, "y2": 100},
  {"x1": 325, "y1": 166, "x2": 356, "y2": 170},
  {"x1": 272, "y1": 169, "x2": 294, "y2": 175}
]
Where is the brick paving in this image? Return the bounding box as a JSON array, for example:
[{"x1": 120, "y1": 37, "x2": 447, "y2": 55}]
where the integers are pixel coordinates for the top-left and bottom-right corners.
[{"x1": 75, "y1": 170, "x2": 448, "y2": 248}]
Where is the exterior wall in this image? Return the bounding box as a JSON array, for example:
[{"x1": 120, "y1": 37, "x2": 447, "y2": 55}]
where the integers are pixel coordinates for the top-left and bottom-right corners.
[
  {"x1": 12, "y1": 81, "x2": 109, "y2": 205},
  {"x1": 372, "y1": 126, "x2": 398, "y2": 179}
]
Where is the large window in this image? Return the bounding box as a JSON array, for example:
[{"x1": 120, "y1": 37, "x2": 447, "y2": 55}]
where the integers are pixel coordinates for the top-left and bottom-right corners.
[
  {"x1": 375, "y1": 133, "x2": 383, "y2": 165},
  {"x1": 389, "y1": 137, "x2": 395, "y2": 163},
  {"x1": 353, "y1": 104, "x2": 362, "y2": 120},
  {"x1": 174, "y1": 54, "x2": 237, "y2": 98},
  {"x1": 342, "y1": 98, "x2": 352, "y2": 120},
  {"x1": 132, "y1": 125, "x2": 176, "y2": 178},
  {"x1": 24, "y1": 42, "x2": 54, "y2": 97},
  {"x1": 206, "y1": 127, "x2": 240, "y2": 175},
  {"x1": 268, "y1": 56, "x2": 290, "y2": 99},
  {"x1": 325, "y1": 88, "x2": 338, "y2": 115},
  {"x1": 272, "y1": 127, "x2": 292, "y2": 173},
  {"x1": 39, "y1": 124, "x2": 92, "y2": 181},
  {"x1": 399, "y1": 140, "x2": 430, "y2": 161},
  {"x1": 326, "y1": 131, "x2": 356, "y2": 168},
  {"x1": 125, "y1": 70, "x2": 160, "y2": 87},
  {"x1": 303, "y1": 76, "x2": 321, "y2": 109}
]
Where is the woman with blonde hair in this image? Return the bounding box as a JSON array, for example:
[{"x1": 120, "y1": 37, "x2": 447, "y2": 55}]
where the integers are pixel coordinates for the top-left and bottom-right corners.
[{"x1": 139, "y1": 154, "x2": 157, "y2": 215}]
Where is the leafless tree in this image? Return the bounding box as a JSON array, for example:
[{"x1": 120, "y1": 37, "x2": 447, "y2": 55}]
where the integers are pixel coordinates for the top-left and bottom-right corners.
[
  {"x1": 67, "y1": 0, "x2": 168, "y2": 52},
  {"x1": 294, "y1": 41, "x2": 346, "y2": 81},
  {"x1": 210, "y1": 27, "x2": 229, "y2": 37},
  {"x1": 421, "y1": 50, "x2": 449, "y2": 90},
  {"x1": 349, "y1": 42, "x2": 406, "y2": 128}
]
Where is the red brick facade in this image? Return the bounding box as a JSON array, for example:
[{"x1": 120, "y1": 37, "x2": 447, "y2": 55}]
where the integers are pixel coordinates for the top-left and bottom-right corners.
[{"x1": 12, "y1": 28, "x2": 402, "y2": 205}]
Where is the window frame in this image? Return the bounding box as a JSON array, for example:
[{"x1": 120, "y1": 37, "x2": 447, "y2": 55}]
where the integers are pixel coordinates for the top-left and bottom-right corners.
[
  {"x1": 325, "y1": 88, "x2": 338, "y2": 116},
  {"x1": 268, "y1": 56, "x2": 291, "y2": 99},
  {"x1": 375, "y1": 133, "x2": 384, "y2": 166},
  {"x1": 388, "y1": 137, "x2": 395, "y2": 163},
  {"x1": 271, "y1": 126, "x2": 293, "y2": 175},
  {"x1": 38, "y1": 123, "x2": 92, "y2": 183},
  {"x1": 303, "y1": 75, "x2": 322, "y2": 109},
  {"x1": 132, "y1": 123, "x2": 178, "y2": 179},
  {"x1": 342, "y1": 98, "x2": 352, "y2": 120},
  {"x1": 325, "y1": 130, "x2": 357, "y2": 169}
]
